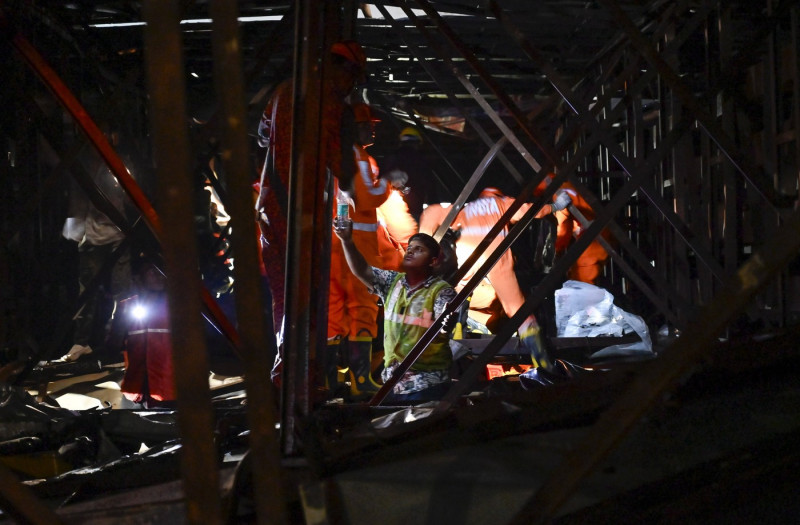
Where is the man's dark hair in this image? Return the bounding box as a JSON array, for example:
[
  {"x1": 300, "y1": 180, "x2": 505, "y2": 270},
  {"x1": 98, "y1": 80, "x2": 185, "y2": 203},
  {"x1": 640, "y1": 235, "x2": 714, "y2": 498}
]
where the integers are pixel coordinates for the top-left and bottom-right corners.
[{"x1": 409, "y1": 232, "x2": 440, "y2": 258}]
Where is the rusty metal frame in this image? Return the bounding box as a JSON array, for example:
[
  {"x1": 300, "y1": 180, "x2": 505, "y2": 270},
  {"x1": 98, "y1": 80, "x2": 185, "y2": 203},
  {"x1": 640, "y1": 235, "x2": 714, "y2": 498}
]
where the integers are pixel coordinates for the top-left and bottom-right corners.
[
  {"x1": 512, "y1": 202, "x2": 800, "y2": 524},
  {"x1": 280, "y1": 0, "x2": 339, "y2": 455},
  {"x1": 209, "y1": 2, "x2": 287, "y2": 523},
  {"x1": 489, "y1": 0, "x2": 712, "y2": 326},
  {"x1": 142, "y1": 2, "x2": 222, "y2": 523},
  {"x1": 415, "y1": 0, "x2": 722, "y2": 325}
]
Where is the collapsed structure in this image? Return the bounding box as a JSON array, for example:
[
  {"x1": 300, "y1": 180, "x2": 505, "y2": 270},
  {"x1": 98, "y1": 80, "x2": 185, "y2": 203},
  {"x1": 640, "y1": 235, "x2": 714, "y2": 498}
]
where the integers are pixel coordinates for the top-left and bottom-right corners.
[{"x1": 1, "y1": 1, "x2": 800, "y2": 523}]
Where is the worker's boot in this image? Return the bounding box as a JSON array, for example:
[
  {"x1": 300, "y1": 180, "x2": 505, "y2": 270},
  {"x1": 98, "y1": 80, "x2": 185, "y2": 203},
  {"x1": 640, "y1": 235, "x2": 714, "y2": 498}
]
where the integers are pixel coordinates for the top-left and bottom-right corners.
[
  {"x1": 519, "y1": 323, "x2": 552, "y2": 370},
  {"x1": 348, "y1": 335, "x2": 381, "y2": 399},
  {"x1": 322, "y1": 336, "x2": 345, "y2": 397}
]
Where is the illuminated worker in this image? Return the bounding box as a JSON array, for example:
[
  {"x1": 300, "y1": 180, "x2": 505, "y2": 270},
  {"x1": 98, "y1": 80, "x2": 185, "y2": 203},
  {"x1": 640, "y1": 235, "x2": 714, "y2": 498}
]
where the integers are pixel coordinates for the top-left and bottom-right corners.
[
  {"x1": 419, "y1": 186, "x2": 571, "y2": 368},
  {"x1": 108, "y1": 254, "x2": 175, "y2": 409}
]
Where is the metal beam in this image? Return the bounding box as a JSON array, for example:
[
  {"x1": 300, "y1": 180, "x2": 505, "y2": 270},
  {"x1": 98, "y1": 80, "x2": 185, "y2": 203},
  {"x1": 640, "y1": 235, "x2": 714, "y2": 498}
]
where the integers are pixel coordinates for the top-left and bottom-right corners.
[
  {"x1": 374, "y1": 3, "x2": 524, "y2": 185},
  {"x1": 209, "y1": 2, "x2": 287, "y2": 524},
  {"x1": 512, "y1": 190, "x2": 800, "y2": 525},
  {"x1": 142, "y1": 2, "x2": 222, "y2": 523}
]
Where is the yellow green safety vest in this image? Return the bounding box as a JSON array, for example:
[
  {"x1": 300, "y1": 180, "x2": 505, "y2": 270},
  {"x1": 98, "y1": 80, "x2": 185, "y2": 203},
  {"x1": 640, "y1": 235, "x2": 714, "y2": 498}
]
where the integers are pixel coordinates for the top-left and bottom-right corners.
[{"x1": 383, "y1": 274, "x2": 452, "y2": 371}]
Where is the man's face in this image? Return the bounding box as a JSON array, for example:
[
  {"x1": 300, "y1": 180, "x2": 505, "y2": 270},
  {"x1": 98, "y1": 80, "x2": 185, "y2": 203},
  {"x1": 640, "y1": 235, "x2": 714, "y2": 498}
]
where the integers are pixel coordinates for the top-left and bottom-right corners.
[{"x1": 402, "y1": 240, "x2": 437, "y2": 272}]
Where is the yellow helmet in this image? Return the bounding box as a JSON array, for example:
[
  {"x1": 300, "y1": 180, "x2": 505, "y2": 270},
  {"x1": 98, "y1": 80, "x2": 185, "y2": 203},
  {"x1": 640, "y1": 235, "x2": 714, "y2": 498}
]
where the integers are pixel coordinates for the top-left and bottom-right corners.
[{"x1": 399, "y1": 126, "x2": 423, "y2": 142}]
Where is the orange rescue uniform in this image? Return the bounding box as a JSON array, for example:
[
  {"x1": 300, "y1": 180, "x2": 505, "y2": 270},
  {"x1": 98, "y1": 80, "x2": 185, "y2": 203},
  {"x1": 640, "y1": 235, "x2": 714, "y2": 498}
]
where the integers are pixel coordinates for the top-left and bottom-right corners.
[
  {"x1": 328, "y1": 145, "x2": 396, "y2": 340},
  {"x1": 551, "y1": 181, "x2": 609, "y2": 284},
  {"x1": 256, "y1": 79, "x2": 353, "y2": 333},
  {"x1": 420, "y1": 188, "x2": 549, "y2": 329}
]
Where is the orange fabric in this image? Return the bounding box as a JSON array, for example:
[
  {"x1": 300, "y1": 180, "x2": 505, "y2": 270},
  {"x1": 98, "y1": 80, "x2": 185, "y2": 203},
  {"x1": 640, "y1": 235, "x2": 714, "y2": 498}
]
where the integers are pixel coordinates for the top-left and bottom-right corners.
[
  {"x1": 256, "y1": 78, "x2": 350, "y2": 330},
  {"x1": 418, "y1": 202, "x2": 451, "y2": 236},
  {"x1": 551, "y1": 181, "x2": 610, "y2": 284},
  {"x1": 328, "y1": 146, "x2": 390, "y2": 340},
  {"x1": 424, "y1": 189, "x2": 537, "y2": 328},
  {"x1": 377, "y1": 190, "x2": 417, "y2": 249}
]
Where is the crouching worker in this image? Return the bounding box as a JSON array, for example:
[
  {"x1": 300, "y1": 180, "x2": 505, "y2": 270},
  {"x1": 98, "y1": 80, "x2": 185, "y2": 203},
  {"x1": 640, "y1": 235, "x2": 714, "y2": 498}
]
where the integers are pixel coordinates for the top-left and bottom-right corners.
[
  {"x1": 333, "y1": 219, "x2": 456, "y2": 403},
  {"x1": 107, "y1": 253, "x2": 175, "y2": 409}
]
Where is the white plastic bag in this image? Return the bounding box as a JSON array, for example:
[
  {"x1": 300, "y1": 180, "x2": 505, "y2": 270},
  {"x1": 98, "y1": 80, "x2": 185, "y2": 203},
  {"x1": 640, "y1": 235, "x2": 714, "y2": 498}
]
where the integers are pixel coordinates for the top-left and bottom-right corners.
[{"x1": 554, "y1": 280, "x2": 652, "y2": 357}]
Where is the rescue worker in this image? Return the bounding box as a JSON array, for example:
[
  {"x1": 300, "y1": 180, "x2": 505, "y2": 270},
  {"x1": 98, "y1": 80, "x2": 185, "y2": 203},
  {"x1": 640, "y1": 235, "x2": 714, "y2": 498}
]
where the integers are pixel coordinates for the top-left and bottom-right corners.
[
  {"x1": 535, "y1": 174, "x2": 610, "y2": 285},
  {"x1": 419, "y1": 186, "x2": 571, "y2": 369},
  {"x1": 256, "y1": 40, "x2": 367, "y2": 383},
  {"x1": 326, "y1": 103, "x2": 406, "y2": 397},
  {"x1": 333, "y1": 220, "x2": 457, "y2": 403},
  {"x1": 109, "y1": 254, "x2": 175, "y2": 409},
  {"x1": 381, "y1": 126, "x2": 439, "y2": 222}
]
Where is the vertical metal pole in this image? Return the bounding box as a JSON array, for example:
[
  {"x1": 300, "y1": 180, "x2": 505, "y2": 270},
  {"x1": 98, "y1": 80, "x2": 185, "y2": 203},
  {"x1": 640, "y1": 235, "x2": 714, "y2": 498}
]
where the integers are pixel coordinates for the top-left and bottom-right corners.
[
  {"x1": 281, "y1": 0, "x2": 326, "y2": 456},
  {"x1": 209, "y1": 2, "x2": 287, "y2": 524},
  {"x1": 142, "y1": 2, "x2": 221, "y2": 524},
  {"x1": 718, "y1": 6, "x2": 739, "y2": 280}
]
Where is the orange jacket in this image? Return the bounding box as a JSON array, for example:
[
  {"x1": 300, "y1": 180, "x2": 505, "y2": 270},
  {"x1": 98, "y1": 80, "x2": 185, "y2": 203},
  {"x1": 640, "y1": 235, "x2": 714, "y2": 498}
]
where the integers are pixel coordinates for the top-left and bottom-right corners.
[{"x1": 118, "y1": 294, "x2": 175, "y2": 402}]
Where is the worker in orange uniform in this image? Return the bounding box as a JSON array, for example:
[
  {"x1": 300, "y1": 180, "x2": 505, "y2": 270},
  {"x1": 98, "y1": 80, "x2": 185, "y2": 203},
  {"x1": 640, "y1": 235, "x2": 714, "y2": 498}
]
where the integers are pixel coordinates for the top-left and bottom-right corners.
[
  {"x1": 327, "y1": 103, "x2": 410, "y2": 397},
  {"x1": 256, "y1": 40, "x2": 366, "y2": 383},
  {"x1": 107, "y1": 254, "x2": 175, "y2": 409},
  {"x1": 535, "y1": 174, "x2": 609, "y2": 285},
  {"x1": 419, "y1": 186, "x2": 571, "y2": 369}
]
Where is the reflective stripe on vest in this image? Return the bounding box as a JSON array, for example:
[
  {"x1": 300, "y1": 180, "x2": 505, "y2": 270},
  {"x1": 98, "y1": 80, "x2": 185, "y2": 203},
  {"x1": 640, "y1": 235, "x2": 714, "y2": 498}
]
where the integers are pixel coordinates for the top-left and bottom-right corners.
[{"x1": 128, "y1": 328, "x2": 171, "y2": 335}]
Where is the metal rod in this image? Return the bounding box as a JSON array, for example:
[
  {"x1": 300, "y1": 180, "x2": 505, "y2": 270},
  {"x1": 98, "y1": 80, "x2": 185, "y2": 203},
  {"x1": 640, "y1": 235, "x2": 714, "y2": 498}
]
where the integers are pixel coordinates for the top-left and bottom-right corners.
[
  {"x1": 598, "y1": 0, "x2": 781, "y2": 216},
  {"x1": 437, "y1": 119, "x2": 695, "y2": 411},
  {"x1": 490, "y1": 0, "x2": 728, "y2": 282},
  {"x1": 209, "y1": 2, "x2": 287, "y2": 523},
  {"x1": 432, "y1": 137, "x2": 508, "y2": 242},
  {"x1": 142, "y1": 2, "x2": 222, "y2": 523},
  {"x1": 402, "y1": 4, "x2": 544, "y2": 175},
  {"x1": 376, "y1": 4, "x2": 524, "y2": 184},
  {"x1": 281, "y1": 0, "x2": 331, "y2": 455}
]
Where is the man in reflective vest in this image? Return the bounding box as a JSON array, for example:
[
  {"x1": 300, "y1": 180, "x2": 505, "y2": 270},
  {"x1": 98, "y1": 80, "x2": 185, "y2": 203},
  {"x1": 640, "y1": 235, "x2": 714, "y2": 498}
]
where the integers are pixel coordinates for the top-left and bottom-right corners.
[{"x1": 333, "y1": 221, "x2": 456, "y2": 403}]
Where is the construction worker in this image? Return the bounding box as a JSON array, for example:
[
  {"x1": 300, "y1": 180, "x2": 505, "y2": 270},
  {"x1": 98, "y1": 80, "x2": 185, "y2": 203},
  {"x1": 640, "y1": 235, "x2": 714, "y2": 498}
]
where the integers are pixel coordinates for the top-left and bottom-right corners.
[
  {"x1": 333, "y1": 220, "x2": 457, "y2": 403},
  {"x1": 535, "y1": 174, "x2": 609, "y2": 285},
  {"x1": 381, "y1": 126, "x2": 438, "y2": 222},
  {"x1": 256, "y1": 40, "x2": 366, "y2": 383},
  {"x1": 326, "y1": 103, "x2": 407, "y2": 397},
  {"x1": 108, "y1": 253, "x2": 175, "y2": 409},
  {"x1": 419, "y1": 186, "x2": 571, "y2": 369}
]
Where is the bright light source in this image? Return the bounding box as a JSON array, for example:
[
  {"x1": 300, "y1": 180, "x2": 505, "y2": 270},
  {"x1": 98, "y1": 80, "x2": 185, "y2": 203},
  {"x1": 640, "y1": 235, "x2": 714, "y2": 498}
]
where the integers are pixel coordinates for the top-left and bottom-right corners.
[
  {"x1": 132, "y1": 304, "x2": 147, "y2": 320},
  {"x1": 190, "y1": 72, "x2": 199, "y2": 78}
]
